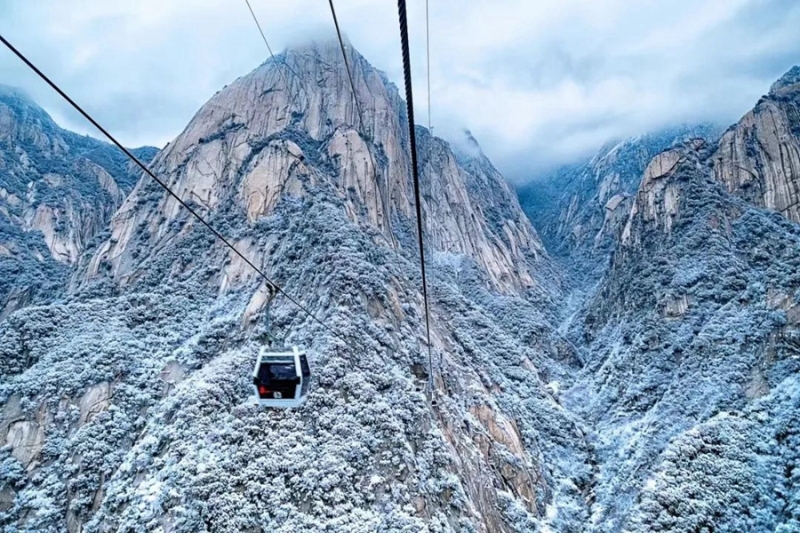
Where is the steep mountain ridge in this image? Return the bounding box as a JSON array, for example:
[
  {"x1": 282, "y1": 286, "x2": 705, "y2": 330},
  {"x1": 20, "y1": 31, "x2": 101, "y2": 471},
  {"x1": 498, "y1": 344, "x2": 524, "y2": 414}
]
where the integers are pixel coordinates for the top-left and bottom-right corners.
[
  {"x1": 0, "y1": 42, "x2": 578, "y2": 533},
  {"x1": 85, "y1": 41, "x2": 545, "y2": 296},
  {"x1": 528, "y1": 66, "x2": 800, "y2": 532},
  {"x1": 0, "y1": 85, "x2": 156, "y2": 317},
  {"x1": 519, "y1": 124, "x2": 721, "y2": 274}
]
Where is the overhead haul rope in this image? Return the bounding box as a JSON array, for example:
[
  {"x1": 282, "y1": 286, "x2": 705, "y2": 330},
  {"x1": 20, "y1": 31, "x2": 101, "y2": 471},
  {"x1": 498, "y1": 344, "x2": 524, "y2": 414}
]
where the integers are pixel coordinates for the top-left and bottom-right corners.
[
  {"x1": 0, "y1": 34, "x2": 345, "y2": 343},
  {"x1": 326, "y1": 0, "x2": 368, "y2": 135},
  {"x1": 396, "y1": 0, "x2": 434, "y2": 391},
  {"x1": 243, "y1": 0, "x2": 304, "y2": 120},
  {"x1": 243, "y1": 0, "x2": 292, "y2": 95},
  {"x1": 326, "y1": 0, "x2": 394, "y2": 243}
]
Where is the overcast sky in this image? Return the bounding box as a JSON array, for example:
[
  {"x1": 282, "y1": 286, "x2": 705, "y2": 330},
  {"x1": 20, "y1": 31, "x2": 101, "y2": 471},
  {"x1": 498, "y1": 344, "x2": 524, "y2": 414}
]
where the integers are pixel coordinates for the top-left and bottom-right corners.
[{"x1": 2, "y1": 0, "x2": 799, "y2": 183}]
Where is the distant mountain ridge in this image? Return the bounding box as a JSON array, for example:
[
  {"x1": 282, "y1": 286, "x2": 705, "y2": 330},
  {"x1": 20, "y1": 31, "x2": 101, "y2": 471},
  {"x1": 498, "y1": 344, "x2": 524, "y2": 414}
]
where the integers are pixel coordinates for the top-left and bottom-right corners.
[
  {"x1": 520, "y1": 65, "x2": 800, "y2": 532},
  {"x1": 518, "y1": 123, "x2": 722, "y2": 272},
  {"x1": 0, "y1": 85, "x2": 157, "y2": 317}
]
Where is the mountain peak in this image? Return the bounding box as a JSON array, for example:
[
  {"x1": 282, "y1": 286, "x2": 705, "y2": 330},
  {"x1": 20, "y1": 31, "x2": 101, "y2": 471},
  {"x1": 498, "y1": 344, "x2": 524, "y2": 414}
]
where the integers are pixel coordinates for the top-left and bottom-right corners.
[
  {"x1": 266, "y1": 36, "x2": 350, "y2": 65},
  {"x1": 84, "y1": 40, "x2": 546, "y2": 294},
  {"x1": 0, "y1": 84, "x2": 57, "y2": 131},
  {"x1": 0, "y1": 83, "x2": 34, "y2": 103},
  {"x1": 769, "y1": 65, "x2": 800, "y2": 94},
  {"x1": 451, "y1": 129, "x2": 485, "y2": 162},
  {"x1": 290, "y1": 34, "x2": 351, "y2": 52}
]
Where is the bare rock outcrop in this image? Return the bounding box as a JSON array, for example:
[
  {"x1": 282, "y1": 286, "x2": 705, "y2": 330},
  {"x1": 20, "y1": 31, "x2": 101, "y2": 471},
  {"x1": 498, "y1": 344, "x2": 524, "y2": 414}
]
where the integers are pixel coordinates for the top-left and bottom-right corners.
[
  {"x1": 81, "y1": 41, "x2": 547, "y2": 294},
  {"x1": 713, "y1": 66, "x2": 800, "y2": 222},
  {"x1": 1, "y1": 398, "x2": 45, "y2": 469},
  {"x1": 621, "y1": 146, "x2": 686, "y2": 246},
  {"x1": 78, "y1": 382, "x2": 111, "y2": 426}
]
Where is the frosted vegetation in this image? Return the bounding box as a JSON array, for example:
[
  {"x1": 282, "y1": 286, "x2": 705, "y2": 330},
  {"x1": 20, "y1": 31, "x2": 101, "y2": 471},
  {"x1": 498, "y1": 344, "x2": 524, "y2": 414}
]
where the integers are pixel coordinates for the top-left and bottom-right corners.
[
  {"x1": 1, "y1": 54, "x2": 800, "y2": 533},
  {"x1": 1, "y1": 191, "x2": 582, "y2": 532},
  {"x1": 565, "y1": 143, "x2": 800, "y2": 532}
]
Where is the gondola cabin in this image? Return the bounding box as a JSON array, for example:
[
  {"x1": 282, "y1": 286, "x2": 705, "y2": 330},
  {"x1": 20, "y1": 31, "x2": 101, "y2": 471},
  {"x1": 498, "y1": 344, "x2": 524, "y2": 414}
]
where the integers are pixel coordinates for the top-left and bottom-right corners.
[{"x1": 252, "y1": 346, "x2": 311, "y2": 408}]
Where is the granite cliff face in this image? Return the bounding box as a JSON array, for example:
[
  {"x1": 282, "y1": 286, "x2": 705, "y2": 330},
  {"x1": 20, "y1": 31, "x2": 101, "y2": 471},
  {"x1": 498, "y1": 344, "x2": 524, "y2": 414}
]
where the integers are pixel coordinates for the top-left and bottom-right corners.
[
  {"x1": 713, "y1": 67, "x2": 800, "y2": 222},
  {"x1": 0, "y1": 85, "x2": 156, "y2": 317},
  {"x1": 84, "y1": 42, "x2": 544, "y2": 296},
  {"x1": 0, "y1": 43, "x2": 575, "y2": 533}
]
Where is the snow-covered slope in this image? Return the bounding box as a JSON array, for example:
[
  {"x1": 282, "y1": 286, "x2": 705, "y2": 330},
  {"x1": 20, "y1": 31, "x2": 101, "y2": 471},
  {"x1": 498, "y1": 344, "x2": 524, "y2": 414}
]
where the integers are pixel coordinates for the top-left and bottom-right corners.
[
  {"x1": 523, "y1": 66, "x2": 800, "y2": 532},
  {"x1": 0, "y1": 85, "x2": 156, "y2": 318},
  {"x1": 575, "y1": 138, "x2": 800, "y2": 531},
  {"x1": 0, "y1": 42, "x2": 580, "y2": 533}
]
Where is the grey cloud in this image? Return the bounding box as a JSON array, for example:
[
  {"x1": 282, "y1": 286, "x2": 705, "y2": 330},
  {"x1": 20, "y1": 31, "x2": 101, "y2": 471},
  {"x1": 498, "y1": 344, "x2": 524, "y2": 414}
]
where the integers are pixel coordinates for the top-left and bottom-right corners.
[{"x1": 1, "y1": 0, "x2": 799, "y2": 184}]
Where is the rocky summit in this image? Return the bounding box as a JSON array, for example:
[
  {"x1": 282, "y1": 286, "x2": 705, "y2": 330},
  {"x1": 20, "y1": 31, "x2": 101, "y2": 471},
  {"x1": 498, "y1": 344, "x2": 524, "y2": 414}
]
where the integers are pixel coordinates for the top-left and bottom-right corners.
[{"x1": 1, "y1": 40, "x2": 799, "y2": 533}]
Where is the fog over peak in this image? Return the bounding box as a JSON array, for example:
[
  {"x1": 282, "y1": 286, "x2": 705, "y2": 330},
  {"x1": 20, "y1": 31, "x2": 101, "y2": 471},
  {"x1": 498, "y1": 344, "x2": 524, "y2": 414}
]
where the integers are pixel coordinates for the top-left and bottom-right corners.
[{"x1": 1, "y1": 0, "x2": 799, "y2": 184}]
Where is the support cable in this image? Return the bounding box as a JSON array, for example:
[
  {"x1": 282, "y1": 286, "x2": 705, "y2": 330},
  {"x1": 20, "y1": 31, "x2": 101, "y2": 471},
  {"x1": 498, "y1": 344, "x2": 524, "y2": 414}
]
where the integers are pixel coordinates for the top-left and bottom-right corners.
[
  {"x1": 327, "y1": 0, "x2": 368, "y2": 134},
  {"x1": 327, "y1": 0, "x2": 394, "y2": 244},
  {"x1": 396, "y1": 0, "x2": 434, "y2": 393},
  {"x1": 243, "y1": 0, "x2": 306, "y2": 125},
  {"x1": 243, "y1": 0, "x2": 292, "y2": 94}
]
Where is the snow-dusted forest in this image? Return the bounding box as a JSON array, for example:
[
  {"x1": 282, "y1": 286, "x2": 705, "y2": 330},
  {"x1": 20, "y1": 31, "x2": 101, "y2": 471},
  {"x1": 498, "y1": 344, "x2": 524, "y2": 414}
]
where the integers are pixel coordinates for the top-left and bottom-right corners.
[{"x1": 1, "y1": 42, "x2": 799, "y2": 533}]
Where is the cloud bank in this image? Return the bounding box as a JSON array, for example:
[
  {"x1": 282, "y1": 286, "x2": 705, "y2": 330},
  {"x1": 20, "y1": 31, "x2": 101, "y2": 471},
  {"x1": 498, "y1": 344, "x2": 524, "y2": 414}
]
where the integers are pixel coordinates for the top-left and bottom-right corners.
[{"x1": 1, "y1": 0, "x2": 799, "y2": 183}]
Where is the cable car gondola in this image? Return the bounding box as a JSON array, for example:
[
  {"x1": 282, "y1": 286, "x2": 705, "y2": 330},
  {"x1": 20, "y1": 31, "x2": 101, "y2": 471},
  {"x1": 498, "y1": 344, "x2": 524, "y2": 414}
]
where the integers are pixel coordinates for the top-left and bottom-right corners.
[{"x1": 252, "y1": 346, "x2": 311, "y2": 408}]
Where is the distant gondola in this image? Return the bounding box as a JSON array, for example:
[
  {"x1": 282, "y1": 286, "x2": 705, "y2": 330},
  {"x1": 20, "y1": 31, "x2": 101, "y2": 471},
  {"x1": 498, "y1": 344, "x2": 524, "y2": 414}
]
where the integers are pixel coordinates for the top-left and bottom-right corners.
[{"x1": 252, "y1": 346, "x2": 311, "y2": 408}]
